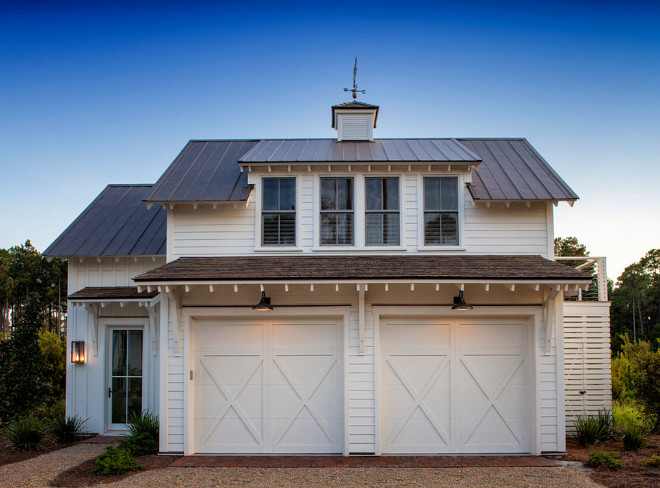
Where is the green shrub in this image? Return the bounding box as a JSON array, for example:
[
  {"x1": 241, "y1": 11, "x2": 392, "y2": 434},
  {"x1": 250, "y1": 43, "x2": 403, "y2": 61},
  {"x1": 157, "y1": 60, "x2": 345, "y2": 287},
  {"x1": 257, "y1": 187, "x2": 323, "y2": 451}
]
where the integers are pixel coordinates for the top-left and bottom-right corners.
[
  {"x1": 93, "y1": 446, "x2": 144, "y2": 475},
  {"x1": 52, "y1": 415, "x2": 87, "y2": 443},
  {"x1": 38, "y1": 330, "x2": 66, "y2": 401},
  {"x1": 613, "y1": 401, "x2": 649, "y2": 430},
  {"x1": 586, "y1": 451, "x2": 624, "y2": 470},
  {"x1": 573, "y1": 413, "x2": 611, "y2": 446},
  {"x1": 611, "y1": 336, "x2": 660, "y2": 430},
  {"x1": 34, "y1": 399, "x2": 65, "y2": 424},
  {"x1": 639, "y1": 454, "x2": 660, "y2": 468},
  {"x1": 621, "y1": 421, "x2": 649, "y2": 451},
  {"x1": 3, "y1": 416, "x2": 46, "y2": 451},
  {"x1": 119, "y1": 409, "x2": 159, "y2": 455}
]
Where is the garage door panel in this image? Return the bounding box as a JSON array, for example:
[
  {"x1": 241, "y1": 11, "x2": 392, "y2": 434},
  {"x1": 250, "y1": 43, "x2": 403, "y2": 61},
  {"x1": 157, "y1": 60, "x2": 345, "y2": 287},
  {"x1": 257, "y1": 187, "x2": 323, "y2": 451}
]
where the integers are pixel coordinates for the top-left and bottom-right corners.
[
  {"x1": 194, "y1": 318, "x2": 343, "y2": 454},
  {"x1": 195, "y1": 354, "x2": 265, "y2": 453},
  {"x1": 381, "y1": 318, "x2": 530, "y2": 454},
  {"x1": 382, "y1": 351, "x2": 451, "y2": 453}
]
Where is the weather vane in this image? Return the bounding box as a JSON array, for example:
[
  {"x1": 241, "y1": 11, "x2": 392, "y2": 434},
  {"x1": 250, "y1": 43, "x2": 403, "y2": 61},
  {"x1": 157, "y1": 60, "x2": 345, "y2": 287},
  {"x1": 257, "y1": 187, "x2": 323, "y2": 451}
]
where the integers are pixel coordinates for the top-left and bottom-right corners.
[{"x1": 344, "y1": 57, "x2": 366, "y2": 100}]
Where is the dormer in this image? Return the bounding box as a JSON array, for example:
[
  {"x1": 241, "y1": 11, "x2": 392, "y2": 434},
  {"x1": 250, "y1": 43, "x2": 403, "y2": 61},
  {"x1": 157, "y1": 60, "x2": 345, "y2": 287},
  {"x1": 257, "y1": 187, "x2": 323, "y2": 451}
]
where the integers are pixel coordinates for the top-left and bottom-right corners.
[{"x1": 332, "y1": 101, "x2": 379, "y2": 141}]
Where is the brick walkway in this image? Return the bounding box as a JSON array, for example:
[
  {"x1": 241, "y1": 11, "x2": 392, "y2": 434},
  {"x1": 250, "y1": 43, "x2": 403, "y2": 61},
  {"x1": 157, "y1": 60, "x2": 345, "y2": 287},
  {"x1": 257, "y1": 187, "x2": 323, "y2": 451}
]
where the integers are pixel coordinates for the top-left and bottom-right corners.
[{"x1": 171, "y1": 455, "x2": 558, "y2": 468}]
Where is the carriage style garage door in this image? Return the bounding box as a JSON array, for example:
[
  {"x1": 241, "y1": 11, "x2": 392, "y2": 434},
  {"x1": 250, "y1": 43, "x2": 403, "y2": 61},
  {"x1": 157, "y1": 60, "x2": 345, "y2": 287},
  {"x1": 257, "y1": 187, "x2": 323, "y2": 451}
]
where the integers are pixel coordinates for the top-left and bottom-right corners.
[
  {"x1": 193, "y1": 318, "x2": 343, "y2": 454},
  {"x1": 381, "y1": 317, "x2": 530, "y2": 454}
]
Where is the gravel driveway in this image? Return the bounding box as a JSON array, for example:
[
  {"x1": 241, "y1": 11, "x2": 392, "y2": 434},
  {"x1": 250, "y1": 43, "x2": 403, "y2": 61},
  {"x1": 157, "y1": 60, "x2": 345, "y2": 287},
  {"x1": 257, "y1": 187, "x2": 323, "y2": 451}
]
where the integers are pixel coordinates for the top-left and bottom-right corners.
[{"x1": 0, "y1": 443, "x2": 606, "y2": 488}]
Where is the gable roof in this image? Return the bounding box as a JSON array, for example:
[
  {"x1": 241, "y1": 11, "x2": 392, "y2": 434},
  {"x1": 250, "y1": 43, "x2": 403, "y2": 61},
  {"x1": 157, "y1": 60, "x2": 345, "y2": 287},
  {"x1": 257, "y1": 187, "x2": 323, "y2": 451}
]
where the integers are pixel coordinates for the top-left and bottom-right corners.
[
  {"x1": 239, "y1": 138, "x2": 481, "y2": 164},
  {"x1": 142, "y1": 137, "x2": 577, "y2": 203},
  {"x1": 460, "y1": 138, "x2": 579, "y2": 201},
  {"x1": 44, "y1": 185, "x2": 166, "y2": 257},
  {"x1": 144, "y1": 140, "x2": 258, "y2": 204}
]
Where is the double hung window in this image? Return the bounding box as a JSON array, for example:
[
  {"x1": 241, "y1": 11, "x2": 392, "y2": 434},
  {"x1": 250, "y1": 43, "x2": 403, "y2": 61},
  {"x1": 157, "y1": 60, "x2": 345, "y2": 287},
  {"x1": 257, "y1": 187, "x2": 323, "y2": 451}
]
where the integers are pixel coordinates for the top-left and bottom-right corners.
[
  {"x1": 262, "y1": 178, "x2": 296, "y2": 246},
  {"x1": 320, "y1": 177, "x2": 354, "y2": 245},
  {"x1": 423, "y1": 177, "x2": 459, "y2": 245},
  {"x1": 365, "y1": 177, "x2": 400, "y2": 245}
]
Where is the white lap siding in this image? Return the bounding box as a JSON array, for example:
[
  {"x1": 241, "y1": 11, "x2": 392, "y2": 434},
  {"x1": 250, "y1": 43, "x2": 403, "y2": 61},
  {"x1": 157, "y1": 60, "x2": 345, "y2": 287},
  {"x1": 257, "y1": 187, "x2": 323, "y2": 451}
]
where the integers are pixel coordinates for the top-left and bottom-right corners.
[{"x1": 169, "y1": 173, "x2": 552, "y2": 257}]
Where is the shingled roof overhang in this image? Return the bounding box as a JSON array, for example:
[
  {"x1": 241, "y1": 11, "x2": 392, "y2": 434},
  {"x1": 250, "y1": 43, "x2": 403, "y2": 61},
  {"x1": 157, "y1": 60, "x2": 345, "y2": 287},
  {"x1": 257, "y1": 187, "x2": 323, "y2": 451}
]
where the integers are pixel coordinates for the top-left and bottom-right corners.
[
  {"x1": 133, "y1": 255, "x2": 591, "y2": 285},
  {"x1": 68, "y1": 287, "x2": 159, "y2": 305}
]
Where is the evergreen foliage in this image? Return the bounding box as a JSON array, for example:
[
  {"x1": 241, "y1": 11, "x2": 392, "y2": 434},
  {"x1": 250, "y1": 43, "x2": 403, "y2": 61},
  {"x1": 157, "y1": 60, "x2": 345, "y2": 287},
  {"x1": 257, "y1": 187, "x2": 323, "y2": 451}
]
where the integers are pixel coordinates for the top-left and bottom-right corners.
[
  {"x1": 0, "y1": 296, "x2": 49, "y2": 421},
  {"x1": 3, "y1": 416, "x2": 46, "y2": 451}
]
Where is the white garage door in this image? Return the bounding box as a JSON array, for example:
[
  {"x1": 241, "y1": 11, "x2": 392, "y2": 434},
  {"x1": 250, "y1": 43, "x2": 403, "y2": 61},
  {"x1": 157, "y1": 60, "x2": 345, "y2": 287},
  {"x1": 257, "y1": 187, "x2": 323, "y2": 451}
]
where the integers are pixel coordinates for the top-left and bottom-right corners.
[
  {"x1": 194, "y1": 318, "x2": 343, "y2": 454},
  {"x1": 381, "y1": 317, "x2": 530, "y2": 454}
]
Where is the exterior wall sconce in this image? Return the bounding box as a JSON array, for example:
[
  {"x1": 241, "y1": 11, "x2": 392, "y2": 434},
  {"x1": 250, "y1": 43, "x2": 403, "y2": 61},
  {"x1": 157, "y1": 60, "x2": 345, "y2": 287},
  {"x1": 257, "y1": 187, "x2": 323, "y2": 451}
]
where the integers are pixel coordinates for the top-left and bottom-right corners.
[
  {"x1": 71, "y1": 341, "x2": 86, "y2": 364},
  {"x1": 252, "y1": 291, "x2": 273, "y2": 311},
  {"x1": 451, "y1": 291, "x2": 473, "y2": 311}
]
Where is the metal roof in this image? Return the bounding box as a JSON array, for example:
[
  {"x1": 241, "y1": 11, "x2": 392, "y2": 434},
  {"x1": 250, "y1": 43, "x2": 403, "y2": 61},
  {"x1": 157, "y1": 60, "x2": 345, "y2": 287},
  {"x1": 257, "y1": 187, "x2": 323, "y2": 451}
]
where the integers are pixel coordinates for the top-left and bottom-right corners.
[
  {"x1": 144, "y1": 140, "x2": 258, "y2": 203},
  {"x1": 68, "y1": 287, "x2": 159, "y2": 300},
  {"x1": 44, "y1": 185, "x2": 166, "y2": 257},
  {"x1": 134, "y1": 255, "x2": 591, "y2": 283},
  {"x1": 239, "y1": 139, "x2": 481, "y2": 164},
  {"x1": 460, "y1": 139, "x2": 579, "y2": 201}
]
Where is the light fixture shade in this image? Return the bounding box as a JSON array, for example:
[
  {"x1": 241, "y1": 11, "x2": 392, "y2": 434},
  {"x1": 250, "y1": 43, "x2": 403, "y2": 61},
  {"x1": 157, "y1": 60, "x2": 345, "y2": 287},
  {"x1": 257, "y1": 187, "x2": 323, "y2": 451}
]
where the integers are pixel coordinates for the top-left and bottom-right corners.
[
  {"x1": 71, "y1": 341, "x2": 85, "y2": 364},
  {"x1": 451, "y1": 290, "x2": 473, "y2": 311},
  {"x1": 252, "y1": 291, "x2": 273, "y2": 311}
]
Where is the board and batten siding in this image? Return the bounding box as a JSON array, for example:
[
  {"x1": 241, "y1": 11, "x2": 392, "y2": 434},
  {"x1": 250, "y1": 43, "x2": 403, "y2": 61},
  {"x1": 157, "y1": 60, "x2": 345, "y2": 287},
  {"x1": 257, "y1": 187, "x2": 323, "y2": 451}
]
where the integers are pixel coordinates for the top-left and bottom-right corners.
[
  {"x1": 67, "y1": 257, "x2": 165, "y2": 435},
  {"x1": 563, "y1": 301, "x2": 612, "y2": 431},
  {"x1": 170, "y1": 172, "x2": 552, "y2": 258}
]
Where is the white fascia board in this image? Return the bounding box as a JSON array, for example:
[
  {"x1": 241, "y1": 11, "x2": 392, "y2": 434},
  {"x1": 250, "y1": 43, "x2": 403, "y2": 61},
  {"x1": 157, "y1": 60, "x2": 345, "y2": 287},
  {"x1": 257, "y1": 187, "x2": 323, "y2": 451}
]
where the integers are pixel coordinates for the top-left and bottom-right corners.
[{"x1": 133, "y1": 278, "x2": 592, "y2": 287}]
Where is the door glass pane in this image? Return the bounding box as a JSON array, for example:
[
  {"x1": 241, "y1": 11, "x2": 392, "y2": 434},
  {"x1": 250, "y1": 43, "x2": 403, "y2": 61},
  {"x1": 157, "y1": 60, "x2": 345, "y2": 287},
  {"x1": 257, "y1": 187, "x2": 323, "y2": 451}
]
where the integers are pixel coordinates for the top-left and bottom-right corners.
[
  {"x1": 111, "y1": 377, "x2": 127, "y2": 424},
  {"x1": 127, "y1": 330, "x2": 143, "y2": 376},
  {"x1": 112, "y1": 330, "x2": 127, "y2": 376},
  {"x1": 127, "y1": 378, "x2": 143, "y2": 420}
]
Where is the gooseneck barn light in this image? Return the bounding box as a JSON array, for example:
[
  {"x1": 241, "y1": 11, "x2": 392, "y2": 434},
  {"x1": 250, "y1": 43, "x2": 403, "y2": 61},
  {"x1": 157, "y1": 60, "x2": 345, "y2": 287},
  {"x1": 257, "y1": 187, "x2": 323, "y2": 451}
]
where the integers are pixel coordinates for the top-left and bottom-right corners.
[
  {"x1": 451, "y1": 290, "x2": 473, "y2": 311},
  {"x1": 252, "y1": 291, "x2": 273, "y2": 311}
]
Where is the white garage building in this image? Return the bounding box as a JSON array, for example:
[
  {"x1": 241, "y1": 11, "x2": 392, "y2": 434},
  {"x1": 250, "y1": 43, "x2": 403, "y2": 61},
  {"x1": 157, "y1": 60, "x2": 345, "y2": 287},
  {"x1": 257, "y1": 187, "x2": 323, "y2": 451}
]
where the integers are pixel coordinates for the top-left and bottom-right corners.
[{"x1": 46, "y1": 100, "x2": 610, "y2": 456}]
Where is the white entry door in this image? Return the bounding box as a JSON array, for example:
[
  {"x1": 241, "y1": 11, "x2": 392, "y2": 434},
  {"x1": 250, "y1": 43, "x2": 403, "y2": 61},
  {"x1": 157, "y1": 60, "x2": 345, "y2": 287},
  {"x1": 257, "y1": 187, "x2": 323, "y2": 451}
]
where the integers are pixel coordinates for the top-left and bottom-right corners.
[
  {"x1": 194, "y1": 318, "x2": 343, "y2": 454},
  {"x1": 381, "y1": 318, "x2": 530, "y2": 454}
]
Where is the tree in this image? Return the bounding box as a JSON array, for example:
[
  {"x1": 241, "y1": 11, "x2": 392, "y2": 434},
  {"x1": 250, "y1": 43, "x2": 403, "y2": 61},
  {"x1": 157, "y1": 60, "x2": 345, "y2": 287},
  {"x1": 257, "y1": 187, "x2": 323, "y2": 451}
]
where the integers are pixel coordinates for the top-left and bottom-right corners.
[
  {"x1": 0, "y1": 295, "x2": 49, "y2": 421},
  {"x1": 554, "y1": 236, "x2": 597, "y2": 300},
  {"x1": 0, "y1": 241, "x2": 67, "y2": 336},
  {"x1": 610, "y1": 250, "x2": 660, "y2": 352}
]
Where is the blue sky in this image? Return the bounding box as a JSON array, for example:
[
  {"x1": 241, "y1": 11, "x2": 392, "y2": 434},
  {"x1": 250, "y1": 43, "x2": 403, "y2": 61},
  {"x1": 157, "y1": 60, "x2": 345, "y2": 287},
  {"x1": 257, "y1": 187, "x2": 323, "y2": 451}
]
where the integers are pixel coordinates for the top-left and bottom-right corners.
[{"x1": 1, "y1": 1, "x2": 658, "y2": 280}]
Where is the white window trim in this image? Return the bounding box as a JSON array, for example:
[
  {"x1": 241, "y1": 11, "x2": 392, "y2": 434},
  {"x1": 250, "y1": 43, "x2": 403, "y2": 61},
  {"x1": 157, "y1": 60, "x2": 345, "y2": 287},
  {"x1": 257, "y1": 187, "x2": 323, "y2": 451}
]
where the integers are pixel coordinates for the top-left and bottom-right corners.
[
  {"x1": 364, "y1": 174, "x2": 404, "y2": 248},
  {"x1": 315, "y1": 173, "x2": 359, "y2": 248},
  {"x1": 416, "y1": 173, "x2": 466, "y2": 251},
  {"x1": 254, "y1": 175, "x2": 301, "y2": 250}
]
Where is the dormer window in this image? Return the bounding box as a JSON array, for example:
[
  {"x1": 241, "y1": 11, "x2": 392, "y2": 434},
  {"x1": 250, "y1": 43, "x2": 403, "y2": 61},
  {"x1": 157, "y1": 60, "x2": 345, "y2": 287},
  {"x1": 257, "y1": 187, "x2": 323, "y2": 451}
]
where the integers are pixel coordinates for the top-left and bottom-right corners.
[
  {"x1": 423, "y1": 177, "x2": 459, "y2": 245},
  {"x1": 262, "y1": 178, "x2": 296, "y2": 246}
]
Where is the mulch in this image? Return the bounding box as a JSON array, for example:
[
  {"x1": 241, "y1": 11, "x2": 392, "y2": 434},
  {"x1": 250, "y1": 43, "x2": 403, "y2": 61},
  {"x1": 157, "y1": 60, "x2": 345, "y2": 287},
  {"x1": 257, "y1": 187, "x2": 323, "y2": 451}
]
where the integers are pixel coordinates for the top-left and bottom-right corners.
[
  {"x1": 50, "y1": 454, "x2": 181, "y2": 487},
  {"x1": 564, "y1": 434, "x2": 660, "y2": 488},
  {"x1": 0, "y1": 433, "x2": 90, "y2": 467}
]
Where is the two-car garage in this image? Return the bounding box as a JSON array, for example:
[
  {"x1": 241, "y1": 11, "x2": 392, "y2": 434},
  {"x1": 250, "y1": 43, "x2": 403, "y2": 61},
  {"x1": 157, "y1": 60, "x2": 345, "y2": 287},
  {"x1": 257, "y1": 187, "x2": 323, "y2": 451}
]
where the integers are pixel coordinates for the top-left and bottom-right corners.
[{"x1": 190, "y1": 314, "x2": 533, "y2": 455}]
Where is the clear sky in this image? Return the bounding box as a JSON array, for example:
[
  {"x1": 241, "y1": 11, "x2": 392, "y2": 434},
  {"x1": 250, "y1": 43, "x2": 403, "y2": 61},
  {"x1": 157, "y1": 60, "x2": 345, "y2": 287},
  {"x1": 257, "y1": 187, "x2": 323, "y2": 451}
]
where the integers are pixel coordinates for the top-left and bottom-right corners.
[{"x1": 1, "y1": 1, "x2": 658, "y2": 281}]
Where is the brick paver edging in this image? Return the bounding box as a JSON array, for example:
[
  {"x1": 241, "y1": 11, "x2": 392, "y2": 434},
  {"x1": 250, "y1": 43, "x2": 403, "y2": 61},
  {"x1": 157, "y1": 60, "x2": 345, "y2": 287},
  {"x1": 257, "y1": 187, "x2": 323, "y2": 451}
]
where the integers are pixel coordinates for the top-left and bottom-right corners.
[{"x1": 171, "y1": 455, "x2": 559, "y2": 468}]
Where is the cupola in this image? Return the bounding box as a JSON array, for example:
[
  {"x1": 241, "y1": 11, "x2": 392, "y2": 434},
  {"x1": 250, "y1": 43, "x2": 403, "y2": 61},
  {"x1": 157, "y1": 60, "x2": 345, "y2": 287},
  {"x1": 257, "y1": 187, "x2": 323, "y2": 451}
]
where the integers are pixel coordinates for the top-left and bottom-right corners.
[{"x1": 332, "y1": 101, "x2": 379, "y2": 141}]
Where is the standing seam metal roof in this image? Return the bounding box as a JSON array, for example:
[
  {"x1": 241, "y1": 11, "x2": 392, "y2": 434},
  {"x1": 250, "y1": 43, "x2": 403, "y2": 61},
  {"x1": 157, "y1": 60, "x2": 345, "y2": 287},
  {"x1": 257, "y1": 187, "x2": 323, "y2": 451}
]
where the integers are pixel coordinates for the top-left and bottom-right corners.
[
  {"x1": 459, "y1": 139, "x2": 578, "y2": 201},
  {"x1": 144, "y1": 140, "x2": 258, "y2": 203},
  {"x1": 44, "y1": 185, "x2": 166, "y2": 257},
  {"x1": 238, "y1": 138, "x2": 481, "y2": 163}
]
